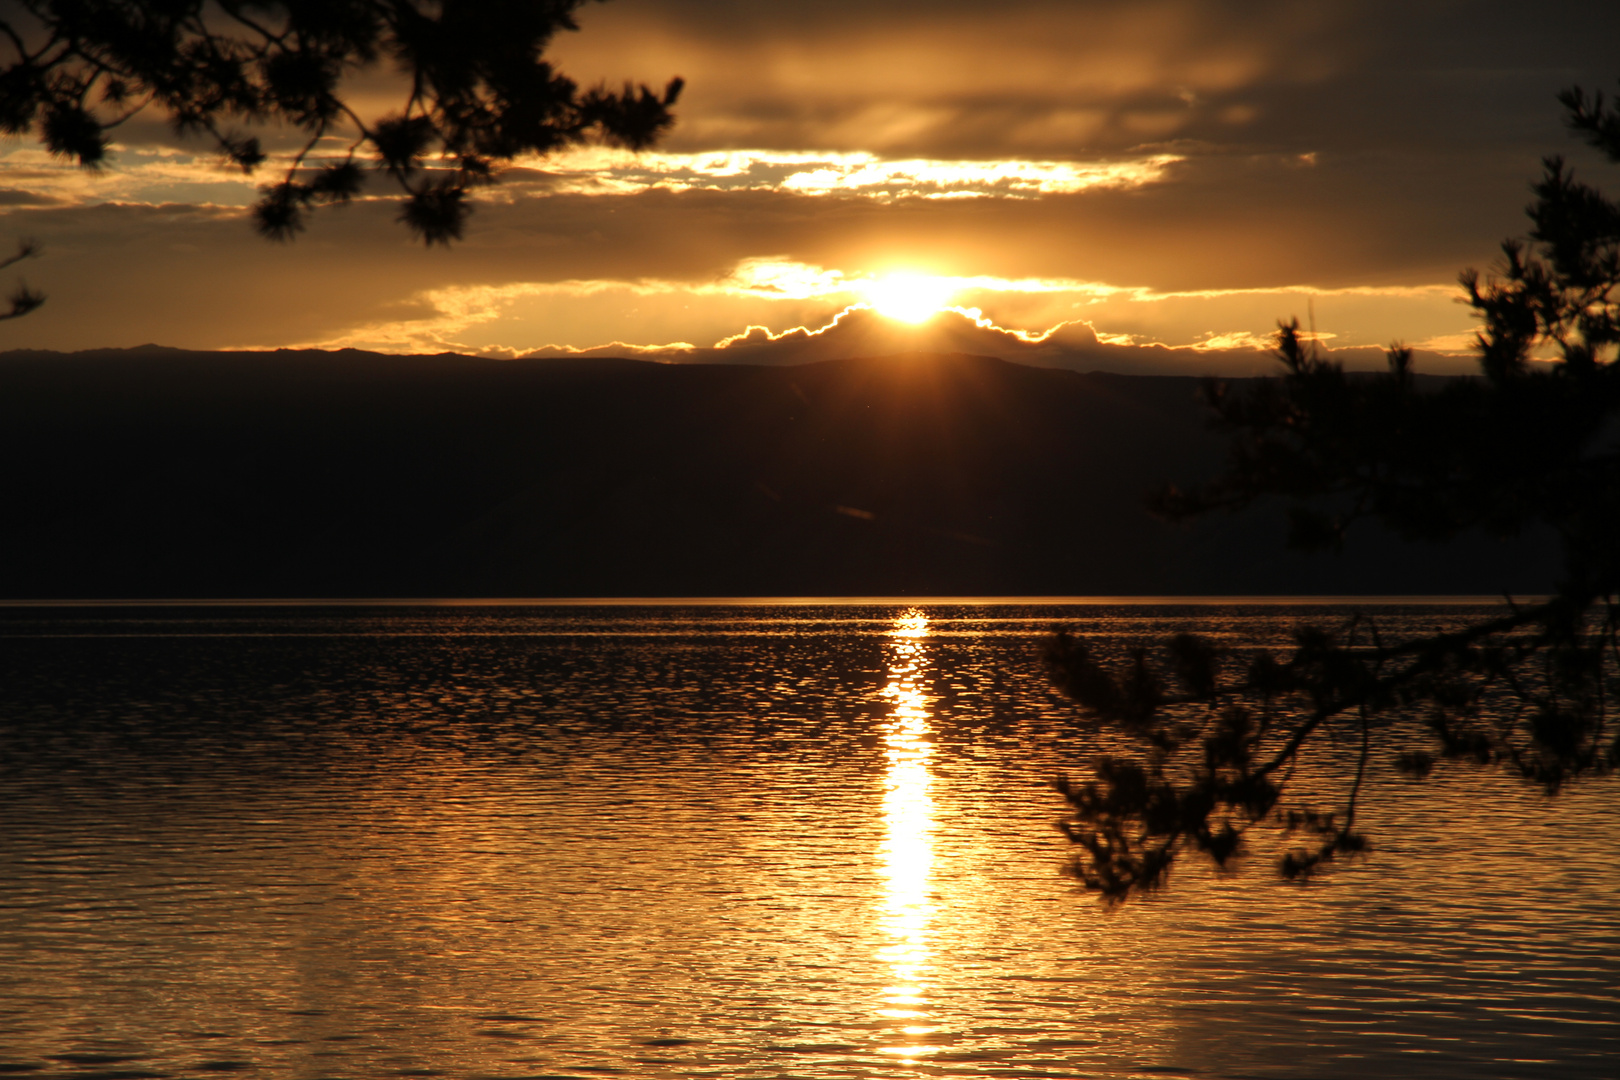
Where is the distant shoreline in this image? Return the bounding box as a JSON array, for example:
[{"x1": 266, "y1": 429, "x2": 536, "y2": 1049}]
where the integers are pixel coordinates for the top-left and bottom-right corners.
[
  {"x1": 0, "y1": 350, "x2": 1555, "y2": 598},
  {"x1": 0, "y1": 595, "x2": 1537, "y2": 608}
]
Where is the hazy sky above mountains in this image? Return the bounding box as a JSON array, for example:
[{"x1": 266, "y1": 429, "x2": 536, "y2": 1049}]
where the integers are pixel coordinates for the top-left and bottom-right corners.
[{"x1": 1, "y1": 0, "x2": 1617, "y2": 373}]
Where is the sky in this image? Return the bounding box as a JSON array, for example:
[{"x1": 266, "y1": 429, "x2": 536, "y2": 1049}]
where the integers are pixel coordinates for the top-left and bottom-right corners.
[{"x1": 1, "y1": 0, "x2": 1618, "y2": 374}]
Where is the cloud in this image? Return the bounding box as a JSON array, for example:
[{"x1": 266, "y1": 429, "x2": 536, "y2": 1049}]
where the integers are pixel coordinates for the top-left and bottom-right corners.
[
  {"x1": 265, "y1": 251, "x2": 1479, "y2": 360},
  {"x1": 500, "y1": 147, "x2": 1182, "y2": 200},
  {"x1": 550, "y1": 0, "x2": 1344, "y2": 157},
  {"x1": 0, "y1": 134, "x2": 1540, "y2": 308},
  {"x1": 0, "y1": 182, "x2": 1490, "y2": 358},
  {"x1": 22, "y1": 0, "x2": 1610, "y2": 209},
  {"x1": 552, "y1": 0, "x2": 1619, "y2": 163},
  {"x1": 3, "y1": 140, "x2": 1181, "y2": 211},
  {"x1": 519, "y1": 304, "x2": 1476, "y2": 377},
  {"x1": 0, "y1": 143, "x2": 260, "y2": 207},
  {"x1": 0, "y1": 187, "x2": 64, "y2": 206}
]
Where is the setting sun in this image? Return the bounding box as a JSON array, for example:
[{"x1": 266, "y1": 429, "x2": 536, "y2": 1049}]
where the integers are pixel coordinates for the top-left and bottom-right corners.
[{"x1": 862, "y1": 273, "x2": 957, "y2": 323}]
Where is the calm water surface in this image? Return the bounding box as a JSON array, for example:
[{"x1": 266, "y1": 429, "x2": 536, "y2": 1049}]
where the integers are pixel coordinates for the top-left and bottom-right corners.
[{"x1": 0, "y1": 603, "x2": 1615, "y2": 1080}]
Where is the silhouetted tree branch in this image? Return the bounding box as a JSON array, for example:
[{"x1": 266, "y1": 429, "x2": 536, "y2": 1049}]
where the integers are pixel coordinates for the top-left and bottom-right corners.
[
  {"x1": 0, "y1": 237, "x2": 43, "y2": 319},
  {"x1": 0, "y1": 2, "x2": 682, "y2": 244},
  {"x1": 1049, "y1": 86, "x2": 1620, "y2": 906}
]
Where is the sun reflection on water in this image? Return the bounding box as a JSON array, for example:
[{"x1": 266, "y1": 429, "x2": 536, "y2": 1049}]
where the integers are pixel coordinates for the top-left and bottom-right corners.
[{"x1": 876, "y1": 608, "x2": 939, "y2": 1064}]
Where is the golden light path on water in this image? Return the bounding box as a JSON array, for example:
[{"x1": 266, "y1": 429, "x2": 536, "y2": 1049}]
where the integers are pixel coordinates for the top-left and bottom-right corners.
[{"x1": 876, "y1": 609, "x2": 938, "y2": 1065}]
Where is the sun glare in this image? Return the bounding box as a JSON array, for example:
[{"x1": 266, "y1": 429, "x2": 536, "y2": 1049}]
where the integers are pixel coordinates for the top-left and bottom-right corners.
[
  {"x1": 863, "y1": 273, "x2": 956, "y2": 323},
  {"x1": 877, "y1": 609, "x2": 937, "y2": 1062}
]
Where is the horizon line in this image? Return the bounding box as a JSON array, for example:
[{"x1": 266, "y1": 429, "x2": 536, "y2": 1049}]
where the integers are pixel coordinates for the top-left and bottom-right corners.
[{"x1": 0, "y1": 595, "x2": 1535, "y2": 608}]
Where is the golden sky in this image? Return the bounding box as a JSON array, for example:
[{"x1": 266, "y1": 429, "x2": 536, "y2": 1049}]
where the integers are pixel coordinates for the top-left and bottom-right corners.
[{"x1": 1, "y1": 0, "x2": 1617, "y2": 373}]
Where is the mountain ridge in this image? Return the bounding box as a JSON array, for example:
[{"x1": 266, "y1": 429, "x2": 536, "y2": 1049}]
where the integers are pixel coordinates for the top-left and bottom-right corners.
[{"x1": 0, "y1": 347, "x2": 1548, "y2": 599}]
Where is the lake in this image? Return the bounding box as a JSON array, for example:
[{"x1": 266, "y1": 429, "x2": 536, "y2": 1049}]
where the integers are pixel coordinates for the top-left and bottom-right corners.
[{"x1": 1, "y1": 602, "x2": 1615, "y2": 1080}]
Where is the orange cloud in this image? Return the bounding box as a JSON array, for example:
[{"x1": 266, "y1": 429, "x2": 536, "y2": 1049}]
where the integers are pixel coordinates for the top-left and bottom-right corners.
[{"x1": 521, "y1": 305, "x2": 1476, "y2": 378}]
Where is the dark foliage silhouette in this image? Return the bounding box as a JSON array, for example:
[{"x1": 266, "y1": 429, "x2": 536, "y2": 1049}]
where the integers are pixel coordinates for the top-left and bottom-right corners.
[
  {"x1": 0, "y1": 1, "x2": 681, "y2": 244},
  {"x1": 0, "y1": 237, "x2": 43, "y2": 318},
  {"x1": 1048, "y1": 85, "x2": 1620, "y2": 906}
]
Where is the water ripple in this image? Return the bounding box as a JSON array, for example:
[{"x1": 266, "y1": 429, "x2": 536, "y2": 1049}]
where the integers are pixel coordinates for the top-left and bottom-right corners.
[{"x1": 0, "y1": 603, "x2": 1614, "y2": 1079}]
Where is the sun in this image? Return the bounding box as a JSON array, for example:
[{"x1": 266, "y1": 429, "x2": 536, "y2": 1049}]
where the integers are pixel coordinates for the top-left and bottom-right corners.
[{"x1": 862, "y1": 273, "x2": 956, "y2": 323}]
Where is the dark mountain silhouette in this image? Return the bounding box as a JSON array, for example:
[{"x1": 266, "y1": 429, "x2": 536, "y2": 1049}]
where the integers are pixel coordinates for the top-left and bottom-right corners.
[{"x1": 0, "y1": 347, "x2": 1556, "y2": 599}]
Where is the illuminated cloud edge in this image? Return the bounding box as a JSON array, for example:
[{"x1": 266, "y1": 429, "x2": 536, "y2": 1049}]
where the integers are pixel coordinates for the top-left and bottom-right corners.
[{"x1": 518, "y1": 306, "x2": 1476, "y2": 377}]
